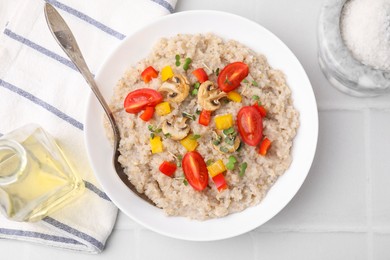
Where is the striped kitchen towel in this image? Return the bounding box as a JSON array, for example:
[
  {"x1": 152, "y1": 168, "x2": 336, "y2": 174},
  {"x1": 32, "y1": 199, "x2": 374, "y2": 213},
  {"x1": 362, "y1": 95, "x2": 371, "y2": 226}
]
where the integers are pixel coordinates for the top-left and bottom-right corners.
[{"x1": 0, "y1": 0, "x2": 177, "y2": 254}]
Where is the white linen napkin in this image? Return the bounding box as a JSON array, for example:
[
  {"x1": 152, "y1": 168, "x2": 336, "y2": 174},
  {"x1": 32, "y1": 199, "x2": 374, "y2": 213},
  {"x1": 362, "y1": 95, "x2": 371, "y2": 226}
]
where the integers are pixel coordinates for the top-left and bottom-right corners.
[{"x1": 0, "y1": 0, "x2": 177, "y2": 253}]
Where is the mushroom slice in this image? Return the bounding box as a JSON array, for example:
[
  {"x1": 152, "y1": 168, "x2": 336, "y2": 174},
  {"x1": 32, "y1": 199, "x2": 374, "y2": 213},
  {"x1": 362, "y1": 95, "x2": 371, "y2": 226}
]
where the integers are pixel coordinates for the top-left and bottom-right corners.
[
  {"x1": 212, "y1": 130, "x2": 241, "y2": 154},
  {"x1": 161, "y1": 117, "x2": 190, "y2": 140},
  {"x1": 198, "y1": 80, "x2": 227, "y2": 111},
  {"x1": 158, "y1": 75, "x2": 189, "y2": 103}
]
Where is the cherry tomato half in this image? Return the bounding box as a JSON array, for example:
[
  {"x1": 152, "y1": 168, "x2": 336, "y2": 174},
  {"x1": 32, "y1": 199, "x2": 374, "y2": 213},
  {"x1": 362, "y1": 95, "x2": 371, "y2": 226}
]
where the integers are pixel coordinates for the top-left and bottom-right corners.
[
  {"x1": 237, "y1": 106, "x2": 263, "y2": 146},
  {"x1": 182, "y1": 151, "x2": 209, "y2": 191},
  {"x1": 217, "y1": 62, "x2": 249, "y2": 92},
  {"x1": 124, "y1": 88, "x2": 163, "y2": 114}
]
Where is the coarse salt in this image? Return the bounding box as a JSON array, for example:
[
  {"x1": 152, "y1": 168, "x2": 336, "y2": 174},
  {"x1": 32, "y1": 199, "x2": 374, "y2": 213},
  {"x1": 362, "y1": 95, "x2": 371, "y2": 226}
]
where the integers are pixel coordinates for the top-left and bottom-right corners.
[{"x1": 340, "y1": 0, "x2": 390, "y2": 71}]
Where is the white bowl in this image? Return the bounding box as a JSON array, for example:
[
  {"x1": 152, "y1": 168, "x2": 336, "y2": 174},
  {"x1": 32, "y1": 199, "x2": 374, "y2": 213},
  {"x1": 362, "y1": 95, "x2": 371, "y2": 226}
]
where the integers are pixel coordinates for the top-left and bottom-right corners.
[{"x1": 84, "y1": 10, "x2": 318, "y2": 241}]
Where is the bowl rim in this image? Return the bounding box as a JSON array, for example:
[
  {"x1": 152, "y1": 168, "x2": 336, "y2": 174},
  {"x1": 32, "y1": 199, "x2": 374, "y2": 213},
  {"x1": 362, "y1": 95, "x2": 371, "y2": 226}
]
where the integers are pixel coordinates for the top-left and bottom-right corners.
[{"x1": 84, "y1": 10, "x2": 319, "y2": 241}]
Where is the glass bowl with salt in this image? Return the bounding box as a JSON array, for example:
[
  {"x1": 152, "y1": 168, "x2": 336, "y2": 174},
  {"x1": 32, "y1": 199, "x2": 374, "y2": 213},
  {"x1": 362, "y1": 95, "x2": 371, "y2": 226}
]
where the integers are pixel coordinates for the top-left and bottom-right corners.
[{"x1": 318, "y1": 0, "x2": 390, "y2": 97}]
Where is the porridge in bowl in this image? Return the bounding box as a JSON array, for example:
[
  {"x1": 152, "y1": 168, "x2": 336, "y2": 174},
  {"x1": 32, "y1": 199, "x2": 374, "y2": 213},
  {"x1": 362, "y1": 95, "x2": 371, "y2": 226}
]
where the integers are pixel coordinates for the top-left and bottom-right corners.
[{"x1": 105, "y1": 33, "x2": 299, "y2": 220}]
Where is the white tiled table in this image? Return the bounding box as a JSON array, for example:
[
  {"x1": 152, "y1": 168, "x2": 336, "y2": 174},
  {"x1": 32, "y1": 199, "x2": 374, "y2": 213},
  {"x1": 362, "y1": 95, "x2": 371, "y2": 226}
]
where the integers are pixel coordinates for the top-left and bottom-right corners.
[{"x1": 2, "y1": 0, "x2": 390, "y2": 259}]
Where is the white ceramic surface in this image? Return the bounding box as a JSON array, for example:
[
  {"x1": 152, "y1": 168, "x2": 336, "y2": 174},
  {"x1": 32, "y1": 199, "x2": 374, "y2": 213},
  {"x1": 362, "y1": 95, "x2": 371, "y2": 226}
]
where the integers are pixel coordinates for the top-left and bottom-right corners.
[{"x1": 84, "y1": 10, "x2": 318, "y2": 241}]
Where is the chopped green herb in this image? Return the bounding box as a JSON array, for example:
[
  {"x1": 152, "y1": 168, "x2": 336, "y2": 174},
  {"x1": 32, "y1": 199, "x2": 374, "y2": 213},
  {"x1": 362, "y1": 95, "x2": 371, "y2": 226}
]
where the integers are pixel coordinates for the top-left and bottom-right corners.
[
  {"x1": 155, "y1": 128, "x2": 162, "y2": 133},
  {"x1": 226, "y1": 155, "x2": 237, "y2": 170},
  {"x1": 175, "y1": 61, "x2": 181, "y2": 67},
  {"x1": 252, "y1": 80, "x2": 259, "y2": 87},
  {"x1": 148, "y1": 125, "x2": 154, "y2": 131},
  {"x1": 164, "y1": 133, "x2": 171, "y2": 138},
  {"x1": 191, "y1": 89, "x2": 198, "y2": 96},
  {"x1": 195, "y1": 109, "x2": 201, "y2": 115},
  {"x1": 150, "y1": 133, "x2": 155, "y2": 139},
  {"x1": 239, "y1": 162, "x2": 248, "y2": 177},
  {"x1": 215, "y1": 68, "x2": 220, "y2": 76},
  {"x1": 224, "y1": 75, "x2": 232, "y2": 85},
  {"x1": 183, "y1": 57, "x2": 192, "y2": 71},
  {"x1": 242, "y1": 79, "x2": 249, "y2": 83},
  {"x1": 175, "y1": 54, "x2": 180, "y2": 60},
  {"x1": 190, "y1": 134, "x2": 201, "y2": 140},
  {"x1": 182, "y1": 112, "x2": 196, "y2": 120},
  {"x1": 220, "y1": 146, "x2": 229, "y2": 153},
  {"x1": 252, "y1": 95, "x2": 260, "y2": 101},
  {"x1": 206, "y1": 159, "x2": 214, "y2": 166},
  {"x1": 193, "y1": 82, "x2": 200, "y2": 89},
  {"x1": 223, "y1": 127, "x2": 235, "y2": 135},
  {"x1": 183, "y1": 179, "x2": 188, "y2": 186}
]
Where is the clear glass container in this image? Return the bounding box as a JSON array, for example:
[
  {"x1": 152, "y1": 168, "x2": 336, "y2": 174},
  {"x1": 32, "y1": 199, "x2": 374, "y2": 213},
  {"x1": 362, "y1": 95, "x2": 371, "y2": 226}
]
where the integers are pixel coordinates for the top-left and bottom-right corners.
[
  {"x1": 0, "y1": 124, "x2": 84, "y2": 222},
  {"x1": 318, "y1": 0, "x2": 390, "y2": 97}
]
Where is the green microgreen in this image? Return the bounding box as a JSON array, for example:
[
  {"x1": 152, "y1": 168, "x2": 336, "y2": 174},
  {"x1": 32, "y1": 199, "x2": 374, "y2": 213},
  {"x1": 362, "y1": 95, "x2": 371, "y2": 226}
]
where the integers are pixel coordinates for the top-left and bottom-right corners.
[
  {"x1": 252, "y1": 95, "x2": 260, "y2": 101},
  {"x1": 182, "y1": 112, "x2": 196, "y2": 121},
  {"x1": 224, "y1": 75, "x2": 232, "y2": 85}
]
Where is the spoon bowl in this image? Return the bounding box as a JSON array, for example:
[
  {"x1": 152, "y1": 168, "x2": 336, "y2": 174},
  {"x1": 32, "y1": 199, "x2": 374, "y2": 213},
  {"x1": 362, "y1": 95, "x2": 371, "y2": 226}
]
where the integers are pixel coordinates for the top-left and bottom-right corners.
[{"x1": 44, "y1": 3, "x2": 154, "y2": 205}]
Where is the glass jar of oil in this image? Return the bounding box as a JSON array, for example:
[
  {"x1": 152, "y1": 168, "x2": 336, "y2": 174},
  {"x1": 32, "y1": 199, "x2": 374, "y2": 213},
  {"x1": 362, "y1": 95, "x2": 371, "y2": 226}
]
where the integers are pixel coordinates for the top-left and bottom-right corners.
[{"x1": 0, "y1": 124, "x2": 84, "y2": 222}]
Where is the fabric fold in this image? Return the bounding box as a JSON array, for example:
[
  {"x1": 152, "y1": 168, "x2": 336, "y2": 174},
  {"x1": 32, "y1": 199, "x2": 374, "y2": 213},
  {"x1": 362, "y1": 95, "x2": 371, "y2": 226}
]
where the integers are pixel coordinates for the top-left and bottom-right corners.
[{"x1": 0, "y1": 0, "x2": 177, "y2": 253}]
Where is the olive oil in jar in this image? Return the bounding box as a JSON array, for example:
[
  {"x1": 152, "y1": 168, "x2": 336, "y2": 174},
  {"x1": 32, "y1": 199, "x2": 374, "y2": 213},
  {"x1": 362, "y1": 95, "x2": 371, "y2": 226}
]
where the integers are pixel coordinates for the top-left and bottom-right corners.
[{"x1": 0, "y1": 124, "x2": 84, "y2": 222}]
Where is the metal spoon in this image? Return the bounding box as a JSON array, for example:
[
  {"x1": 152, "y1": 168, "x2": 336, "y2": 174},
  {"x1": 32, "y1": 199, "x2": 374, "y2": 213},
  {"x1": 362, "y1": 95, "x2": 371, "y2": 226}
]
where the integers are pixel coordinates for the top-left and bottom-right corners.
[{"x1": 44, "y1": 3, "x2": 154, "y2": 205}]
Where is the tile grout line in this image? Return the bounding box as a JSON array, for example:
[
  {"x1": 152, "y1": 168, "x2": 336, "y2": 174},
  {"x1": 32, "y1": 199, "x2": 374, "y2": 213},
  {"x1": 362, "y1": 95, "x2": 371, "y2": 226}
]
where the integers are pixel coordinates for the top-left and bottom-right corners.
[
  {"x1": 364, "y1": 108, "x2": 373, "y2": 260},
  {"x1": 318, "y1": 104, "x2": 390, "y2": 111}
]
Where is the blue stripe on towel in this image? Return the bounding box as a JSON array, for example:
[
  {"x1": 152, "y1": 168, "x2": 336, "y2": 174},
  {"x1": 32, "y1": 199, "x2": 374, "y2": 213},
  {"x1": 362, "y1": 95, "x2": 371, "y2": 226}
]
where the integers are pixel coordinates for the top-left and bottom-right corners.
[
  {"x1": 0, "y1": 228, "x2": 82, "y2": 245},
  {"x1": 84, "y1": 180, "x2": 111, "y2": 201},
  {"x1": 43, "y1": 217, "x2": 104, "y2": 251},
  {"x1": 150, "y1": 0, "x2": 174, "y2": 13},
  {"x1": 45, "y1": 0, "x2": 126, "y2": 40},
  {"x1": 0, "y1": 79, "x2": 83, "y2": 130},
  {"x1": 3, "y1": 29, "x2": 78, "y2": 72}
]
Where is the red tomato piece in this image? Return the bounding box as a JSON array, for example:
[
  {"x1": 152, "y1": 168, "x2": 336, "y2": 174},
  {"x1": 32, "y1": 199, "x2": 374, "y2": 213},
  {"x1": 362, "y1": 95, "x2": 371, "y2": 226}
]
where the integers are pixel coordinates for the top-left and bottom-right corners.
[
  {"x1": 198, "y1": 110, "x2": 212, "y2": 126},
  {"x1": 237, "y1": 106, "x2": 263, "y2": 146},
  {"x1": 259, "y1": 138, "x2": 272, "y2": 156},
  {"x1": 123, "y1": 88, "x2": 163, "y2": 114},
  {"x1": 217, "y1": 62, "x2": 249, "y2": 92},
  {"x1": 141, "y1": 66, "x2": 158, "y2": 83},
  {"x1": 212, "y1": 173, "x2": 228, "y2": 192},
  {"x1": 159, "y1": 161, "x2": 177, "y2": 177},
  {"x1": 253, "y1": 102, "x2": 267, "y2": 117},
  {"x1": 192, "y1": 68, "x2": 208, "y2": 83},
  {"x1": 139, "y1": 106, "x2": 155, "y2": 121},
  {"x1": 182, "y1": 151, "x2": 209, "y2": 191}
]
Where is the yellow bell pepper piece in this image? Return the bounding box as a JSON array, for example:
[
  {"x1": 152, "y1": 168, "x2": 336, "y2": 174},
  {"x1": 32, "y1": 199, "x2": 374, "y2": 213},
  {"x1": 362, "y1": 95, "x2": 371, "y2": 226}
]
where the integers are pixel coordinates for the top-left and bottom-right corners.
[
  {"x1": 207, "y1": 160, "x2": 227, "y2": 177},
  {"x1": 150, "y1": 136, "x2": 163, "y2": 154},
  {"x1": 155, "y1": 101, "x2": 171, "y2": 116},
  {"x1": 227, "y1": 91, "x2": 242, "y2": 103},
  {"x1": 214, "y1": 114, "x2": 234, "y2": 130},
  {"x1": 161, "y1": 65, "x2": 174, "y2": 82},
  {"x1": 180, "y1": 135, "x2": 198, "y2": 151}
]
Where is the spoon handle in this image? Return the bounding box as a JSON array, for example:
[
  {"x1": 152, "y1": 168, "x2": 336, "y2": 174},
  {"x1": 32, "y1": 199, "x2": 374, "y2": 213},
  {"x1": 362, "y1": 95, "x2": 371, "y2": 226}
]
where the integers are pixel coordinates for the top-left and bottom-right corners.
[{"x1": 44, "y1": 3, "x2": 119, "y2": 144}]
